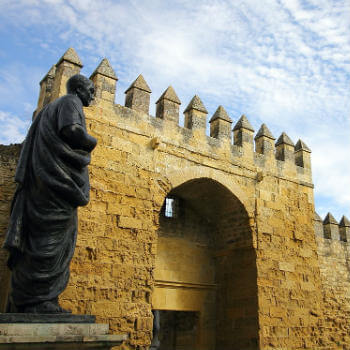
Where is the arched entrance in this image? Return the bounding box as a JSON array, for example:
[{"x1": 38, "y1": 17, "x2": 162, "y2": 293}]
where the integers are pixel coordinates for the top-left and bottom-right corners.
[{"x1": 152, "y1": 177, "x2": 259, "y2": 350}]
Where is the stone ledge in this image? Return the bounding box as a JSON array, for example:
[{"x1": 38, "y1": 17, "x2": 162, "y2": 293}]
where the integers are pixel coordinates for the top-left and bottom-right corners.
[
  {"x1": 0, "y1": 323, "x2": 109, "y2": 336},
  {"x1": 0, "y1": 334, "x2": 127, "y2": 350},
  {"x1": 0, "y1": 322, "x2": 127, "y2": 350},
  {"x1": 0, "y1": 334, "x2": 127, "y2": 343},
  {"x1": 0, "y1": 336, "x2": 126, "y2": 350}
]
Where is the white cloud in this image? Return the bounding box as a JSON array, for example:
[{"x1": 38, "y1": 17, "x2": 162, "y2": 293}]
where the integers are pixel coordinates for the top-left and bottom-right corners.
[
  {"x1": 0, "y1": 63, "x2": 41, "y2": 137},
  {"x1": 0, "y1": 0, "x2": 349, "y2": 217},
  {"x1": 0, "y1": 110, "x2": 29, "y2": 144},
  {"x1": 311, "y1": 124, "x2": 350, "y2": 219}
]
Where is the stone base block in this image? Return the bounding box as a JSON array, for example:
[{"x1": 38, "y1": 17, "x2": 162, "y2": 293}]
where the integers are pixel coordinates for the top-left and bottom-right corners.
[{"x1": 0, "y1": 317, "x2": 127, "y2": 350}]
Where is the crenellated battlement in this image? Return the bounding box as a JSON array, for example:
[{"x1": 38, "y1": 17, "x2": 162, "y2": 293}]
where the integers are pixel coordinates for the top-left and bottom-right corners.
[
  {"x1": 34, "y1": 48, "x2": 313, "y2": 187},
  {"x1": 315, "y1": 212, "x2": 350, "y2": 242}
]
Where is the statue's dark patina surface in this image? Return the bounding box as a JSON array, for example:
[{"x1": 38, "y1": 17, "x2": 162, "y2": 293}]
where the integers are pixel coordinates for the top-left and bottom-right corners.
[{"x1": 3, "y1": 74, "x2": 96, "y2": 313}]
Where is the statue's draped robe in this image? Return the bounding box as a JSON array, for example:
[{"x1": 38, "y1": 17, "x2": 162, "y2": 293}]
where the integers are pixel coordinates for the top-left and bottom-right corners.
[{"x1": 4, "y1": 94, "x2": 91, "y2": 308}]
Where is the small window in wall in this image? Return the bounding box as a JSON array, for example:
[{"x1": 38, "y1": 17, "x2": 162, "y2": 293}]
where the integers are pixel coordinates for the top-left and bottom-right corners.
[{"x1": 164, "y1": 197, "x2": 179, "y2": 218}]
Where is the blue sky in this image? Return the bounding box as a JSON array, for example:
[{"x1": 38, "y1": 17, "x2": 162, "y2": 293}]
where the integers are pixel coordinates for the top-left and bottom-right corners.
[{"x1": 0, "y1": 0, "x2": 349, "y2": 221}]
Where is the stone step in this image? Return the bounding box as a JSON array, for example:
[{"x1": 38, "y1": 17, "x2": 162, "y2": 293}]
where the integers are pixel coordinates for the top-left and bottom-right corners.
[
  {"x1": 0, "y1": 322, "x2": 128, "y2": 350},
  {"x1": 0, "y1": 323, "x2": 109, "y2": 337}
]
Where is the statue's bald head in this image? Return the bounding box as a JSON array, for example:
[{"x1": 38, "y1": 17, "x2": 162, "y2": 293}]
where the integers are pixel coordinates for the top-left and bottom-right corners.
[
  {"x1": 66, "y1": 74, "x2": 92, "y2": 94},
  {"x1": 66, "y1": 74, "x2": 95, "y2": 107}
]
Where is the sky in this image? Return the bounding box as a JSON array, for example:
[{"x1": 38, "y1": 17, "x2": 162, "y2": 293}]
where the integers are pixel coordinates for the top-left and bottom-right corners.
[{"x1": 0, "y1": 0, "x2": 349, "y2": 221}]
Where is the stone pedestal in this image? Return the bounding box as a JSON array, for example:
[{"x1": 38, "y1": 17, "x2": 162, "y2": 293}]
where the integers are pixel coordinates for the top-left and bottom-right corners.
[{"x1": 0, "y1": 314, "x2": 127, "y2": 350}]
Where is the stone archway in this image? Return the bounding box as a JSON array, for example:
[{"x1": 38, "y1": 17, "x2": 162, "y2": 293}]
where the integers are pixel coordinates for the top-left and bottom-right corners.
[
  {"x1": 152, "y1": 173, "x2": 259, "y2": 350},
  {"x1": 165, "y1": 166, "x2": 255, "y2": 217}
]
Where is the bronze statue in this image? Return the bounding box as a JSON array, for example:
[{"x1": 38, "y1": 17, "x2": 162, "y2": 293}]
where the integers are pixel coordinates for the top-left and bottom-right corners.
[{"x1": 3, "y1": 74, "x2": 96, "y2": 313}]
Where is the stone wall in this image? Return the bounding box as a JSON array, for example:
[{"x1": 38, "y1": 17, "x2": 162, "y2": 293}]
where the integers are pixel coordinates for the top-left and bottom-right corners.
[
  {"x1": 255, "y1": 177, "x2": 324, "y2": 349},
  {"x1": 315, "y1": 215, "x2": 350, "y2": 349},
  {"x1": 0, "y1": 144, "x2": 21, "y2": 312}
]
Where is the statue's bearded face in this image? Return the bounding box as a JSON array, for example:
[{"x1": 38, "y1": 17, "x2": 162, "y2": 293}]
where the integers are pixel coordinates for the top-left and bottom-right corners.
[{"x1": 77, "y1": 81, "x2": 95, "y2": 107}]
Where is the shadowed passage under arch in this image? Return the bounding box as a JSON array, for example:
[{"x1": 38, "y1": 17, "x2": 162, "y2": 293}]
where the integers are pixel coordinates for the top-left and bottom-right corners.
[{"x1": 153, "y1": 177, "x2": 259, "y2": 350}]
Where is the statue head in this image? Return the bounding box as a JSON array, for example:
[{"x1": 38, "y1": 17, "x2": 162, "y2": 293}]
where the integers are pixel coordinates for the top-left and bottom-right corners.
[{"x1": 66, "y1": 74, "x2": 95, "y2": 107}]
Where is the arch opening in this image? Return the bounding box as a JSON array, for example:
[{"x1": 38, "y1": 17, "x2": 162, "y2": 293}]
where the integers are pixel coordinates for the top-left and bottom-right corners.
[{"x1": 153, "y1": 178, "x2": 259, "y2": 350}]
